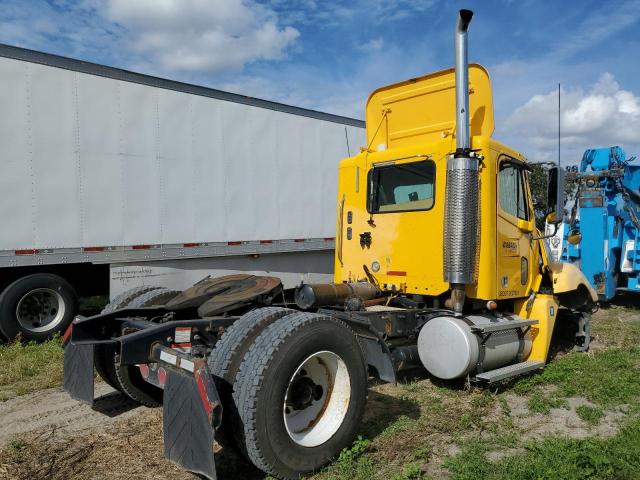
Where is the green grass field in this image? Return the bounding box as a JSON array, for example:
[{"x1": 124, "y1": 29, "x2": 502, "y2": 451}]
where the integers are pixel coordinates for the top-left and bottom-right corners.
[{"x1": 0, "y1": 336, "x2": 63, "y2": 401}]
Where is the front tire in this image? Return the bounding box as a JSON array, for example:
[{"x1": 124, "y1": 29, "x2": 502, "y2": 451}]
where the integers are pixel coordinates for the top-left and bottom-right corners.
[
  {"x1": 233, "y1": 312, "x2": 368, "y2": 479},
  {"x1": 0, "y1": 274, "x2": 78, "y2": 342}
]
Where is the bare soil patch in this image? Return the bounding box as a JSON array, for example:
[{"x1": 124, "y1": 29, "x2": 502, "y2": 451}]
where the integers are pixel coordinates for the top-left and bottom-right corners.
[{"x1": 503, "y1": 394, "x2": 624, "y2": 440}]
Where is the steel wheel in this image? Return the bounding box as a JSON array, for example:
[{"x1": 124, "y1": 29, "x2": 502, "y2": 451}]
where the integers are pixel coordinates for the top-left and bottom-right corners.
[
  {"x1": 283, "y1": 350, "x2": 351, "y2": 447},
  {"x1": 16, "y1": 288, "x2": 66, "y2": 333},
  {"x1": 232, "y1": 312, "x2": 368, "y2": 479}
]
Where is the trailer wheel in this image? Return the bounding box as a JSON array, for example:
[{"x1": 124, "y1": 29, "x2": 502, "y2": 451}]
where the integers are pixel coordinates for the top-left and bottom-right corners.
[
  {"x1": 233, "y1": 312, "x2": 368, "y2": 479},
  {"x1": 0, "y1": 274, "x2": 78, "y2": 342}
]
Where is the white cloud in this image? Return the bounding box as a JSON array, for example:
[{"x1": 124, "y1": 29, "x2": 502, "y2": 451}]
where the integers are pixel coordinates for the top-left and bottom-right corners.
[
  {"x1": 503, "y1": 73, "x2": 640, "y2": 162},
  {"x1": 104, "y1": 0, "x2": 299, "y2": 73}
]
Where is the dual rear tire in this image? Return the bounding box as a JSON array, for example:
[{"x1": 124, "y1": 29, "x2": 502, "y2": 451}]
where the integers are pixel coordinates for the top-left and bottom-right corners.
[
  {"x1": 94, "y1": 286, "x2": 179, "y2": 407},
  {"x1": 210, "y1": 308, "x2": 368, "y2": 479}
]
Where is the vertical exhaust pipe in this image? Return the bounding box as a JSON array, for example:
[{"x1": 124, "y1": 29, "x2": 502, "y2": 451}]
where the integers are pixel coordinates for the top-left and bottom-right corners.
[
  {"x1": 444, "y1": 9, "x2": 480, "y2": 313},
  {"x1": 455, "y1": 9, "x2": 473, "y2": 151}
]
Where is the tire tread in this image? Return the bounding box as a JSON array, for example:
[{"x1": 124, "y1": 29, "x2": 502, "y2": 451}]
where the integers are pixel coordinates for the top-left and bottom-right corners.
[{"x1": 233, "y1": 312, "x2": 364, "y2": 477}]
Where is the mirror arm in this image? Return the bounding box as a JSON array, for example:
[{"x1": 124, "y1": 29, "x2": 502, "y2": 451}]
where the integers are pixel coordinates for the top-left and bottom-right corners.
[{"x1": 531, "y1": 220, "x2": 559, "y2": 241}]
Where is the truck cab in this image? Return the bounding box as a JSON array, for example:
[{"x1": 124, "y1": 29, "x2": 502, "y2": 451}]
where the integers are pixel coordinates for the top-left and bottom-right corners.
[{"x1": 334, "y1": 65, "x2": 595, "y2": 323}]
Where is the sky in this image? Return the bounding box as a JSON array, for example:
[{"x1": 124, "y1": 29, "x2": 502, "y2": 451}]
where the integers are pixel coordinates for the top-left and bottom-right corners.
[{"x1": 0, "y1": 0, "x2": 639, "y2": 164}]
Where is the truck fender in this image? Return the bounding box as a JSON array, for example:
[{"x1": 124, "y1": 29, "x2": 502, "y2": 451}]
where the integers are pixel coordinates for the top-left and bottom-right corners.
[
  {"x1": 548, "y1": 262, "x2": 598, "y2": 308},
  {"x1": 333, "y1": 315, "x2": 397, "y2": 383}
]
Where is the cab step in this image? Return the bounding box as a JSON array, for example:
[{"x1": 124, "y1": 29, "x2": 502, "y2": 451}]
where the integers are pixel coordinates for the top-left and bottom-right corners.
[
  {"x1": 470, "y1": 317, "x2": 538, "y2": 334},
  {"x1": 473, "y1": 360, "x2": 545, "y2": 384}
]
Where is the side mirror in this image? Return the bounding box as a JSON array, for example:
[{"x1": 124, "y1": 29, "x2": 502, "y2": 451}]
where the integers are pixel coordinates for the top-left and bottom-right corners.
[
  {"x1": 546, "y1": 166, "x2": 565, "y2": 224},
  {"x1": 567, "y1": 229, "x2": 582, "y2": 245}
]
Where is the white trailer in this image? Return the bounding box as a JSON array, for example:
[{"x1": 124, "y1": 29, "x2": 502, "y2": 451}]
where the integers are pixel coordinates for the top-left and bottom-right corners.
[{"x1": 0, "y1": 44, "x2": 365, "y2": 341}]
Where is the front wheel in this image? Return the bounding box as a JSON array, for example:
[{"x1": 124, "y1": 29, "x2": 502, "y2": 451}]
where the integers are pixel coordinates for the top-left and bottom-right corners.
[{"x1": 233, "y1": 312, "x2": 368, "y2": 479}]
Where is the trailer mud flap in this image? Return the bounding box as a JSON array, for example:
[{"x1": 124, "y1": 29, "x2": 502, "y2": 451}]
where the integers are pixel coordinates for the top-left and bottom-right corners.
[
  {"x1": 162, "y1": 358, "x2": 221, "y2": 480},
  {"x1": 63, "y1": 342, "x2": 95, "y2": 405}
]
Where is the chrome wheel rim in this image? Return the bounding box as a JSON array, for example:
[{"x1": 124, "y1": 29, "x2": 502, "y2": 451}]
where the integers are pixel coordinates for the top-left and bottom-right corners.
[
  {"x1": 283, "y1": 350, "x2": 351, "y2": 447},
  {"x1": 16, "y1": 288, "x2": 66, "y2": 333}
]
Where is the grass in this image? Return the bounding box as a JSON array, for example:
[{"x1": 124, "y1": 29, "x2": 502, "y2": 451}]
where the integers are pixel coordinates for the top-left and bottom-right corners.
[
  {"x1": 322, "y1": 437, "x2": 376, "y2": 480},
  {"x1": 445, "y1": 420, "x2": 640, "y2": 480},
  {"x1": 0, "y1": 296, "x2": 104, "y2": 402},
  {"x1": 576, "y1": 405, "x2": 604, "y2": 426},
  {"x1": 512, "y1": 348, "x2": 640, "y2": 408},
  {"x1": 0, "y1": 336, "x2": 64, "y2": 400},
  {"x1": 526, "y1": 390, "x2": 567, "y2": 414}
]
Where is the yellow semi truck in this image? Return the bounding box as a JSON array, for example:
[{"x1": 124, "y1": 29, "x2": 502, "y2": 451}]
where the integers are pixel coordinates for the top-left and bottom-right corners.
[{"x1": 63, "y1": 9, "x2": 597, "y2": 480}]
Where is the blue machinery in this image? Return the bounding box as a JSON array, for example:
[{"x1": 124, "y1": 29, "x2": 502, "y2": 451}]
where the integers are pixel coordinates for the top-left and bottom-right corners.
[{"x1": 548, "y1": 146, "x2": 640, "y2": 301}]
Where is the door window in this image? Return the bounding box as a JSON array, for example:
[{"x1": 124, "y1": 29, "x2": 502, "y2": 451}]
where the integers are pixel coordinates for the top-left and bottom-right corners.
[
  {"x1": 368, "y1": 161, "x2": 435, "y2": 213},
  {"x1": 499, "y1": 162, "x2": 530, "y2": 220}
]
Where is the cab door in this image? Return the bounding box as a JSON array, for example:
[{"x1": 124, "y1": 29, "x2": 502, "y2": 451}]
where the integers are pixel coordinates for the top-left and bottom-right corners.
[{"x1": 496, "y1": 158, "x2": 536, "y2": 299}]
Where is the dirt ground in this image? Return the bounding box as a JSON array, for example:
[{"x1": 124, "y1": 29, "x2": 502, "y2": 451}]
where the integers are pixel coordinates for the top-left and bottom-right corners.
[{"x1": 0, "y1": 305, "x2": 638, "y2": 480}]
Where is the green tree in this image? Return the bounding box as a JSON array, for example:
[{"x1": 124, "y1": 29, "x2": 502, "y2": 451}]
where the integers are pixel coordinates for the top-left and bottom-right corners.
[{"x1": 529, "y1": 164, "x2": 548, "y2": 231}]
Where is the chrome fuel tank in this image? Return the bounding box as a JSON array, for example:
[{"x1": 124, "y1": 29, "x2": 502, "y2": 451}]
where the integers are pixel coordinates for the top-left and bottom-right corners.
[{"x1": 417, "y1": 314, "x2": 532, "y2": 379}]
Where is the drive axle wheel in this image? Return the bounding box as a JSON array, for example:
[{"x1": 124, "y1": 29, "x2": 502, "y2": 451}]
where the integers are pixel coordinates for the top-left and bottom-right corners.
[
  {"x1": 208, "y1": 307, "x2": 294, "y2": 451},
  {"x1": 94, "y1": 286, "x2": 176, "y2": 406},
  {"x1": 283, "y1": 350, "x2": 351, "y2": 447},
  {"x1": 233, "y1": 312, "x2": 368, "y2": 479}
]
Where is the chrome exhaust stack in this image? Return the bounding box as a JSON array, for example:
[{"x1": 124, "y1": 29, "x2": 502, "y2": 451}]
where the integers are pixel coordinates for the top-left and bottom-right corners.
[
  {"x1": 444, "y1": 9, "x2": 480, "y2": 313},
  {"x1": 454, "y1": 9, "x2": 473, "y2": 151}
]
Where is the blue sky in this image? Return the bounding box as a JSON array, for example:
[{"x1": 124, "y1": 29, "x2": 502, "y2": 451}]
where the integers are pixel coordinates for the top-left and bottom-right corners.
[{"x1": 1, "y1": 0, "x2": 639, "y2": 163}]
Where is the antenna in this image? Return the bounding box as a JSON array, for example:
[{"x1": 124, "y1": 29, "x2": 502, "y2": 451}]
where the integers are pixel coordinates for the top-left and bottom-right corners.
[
  {"x1": 558, "y1": 83, "x2": 561, "y2": 169},
  {"x1": 344, "y1": 127, "x2": 351, "y2": 157}
]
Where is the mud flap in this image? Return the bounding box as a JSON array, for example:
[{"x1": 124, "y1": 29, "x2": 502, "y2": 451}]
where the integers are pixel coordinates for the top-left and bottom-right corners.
[
  {"x1": 162, "y1": 359, "x2": 221, "y2": 480},
  {"x1": 63, "y1": 342, "x2": 95, "y2": 405}
]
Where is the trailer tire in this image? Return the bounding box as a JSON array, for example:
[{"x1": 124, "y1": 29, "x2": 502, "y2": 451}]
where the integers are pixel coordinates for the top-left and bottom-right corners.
[
  {"x1": 0, "y1": 274, "x2": 78, "y2": 342},
  {"x1": 233, "y1": 312, "x2": 368, "y2": 479}
]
